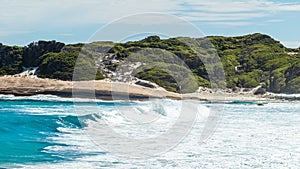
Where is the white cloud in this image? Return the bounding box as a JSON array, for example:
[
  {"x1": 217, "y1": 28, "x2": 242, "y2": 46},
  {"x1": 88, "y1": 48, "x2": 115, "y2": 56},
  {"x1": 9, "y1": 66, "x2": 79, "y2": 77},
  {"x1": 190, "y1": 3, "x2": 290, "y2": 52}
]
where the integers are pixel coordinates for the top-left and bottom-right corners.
[
  {"x1": 1, "y1": 0, "x2": 300, "y2": 30},
  {"x1": 0, "y1": 0, "x2": 182, "y2": 26},
  {"x1": 276, "y1": 3, "x2": 300, "y2": 11},
  {"x1": 180, "y1": 0, "x2": 300, "y2": 13},
  {"x1": 176, "y1": 0, "x2": 300, "y2": 26},
  {"x1": 179, "y1": 0, "x2": 275, "y2": 13},
  {"x1": 206, "y1": 21, "x2": 252, "y2": 26},
  {"x1": 180, "y1": 12, "x2": 267, "y2": 21}
]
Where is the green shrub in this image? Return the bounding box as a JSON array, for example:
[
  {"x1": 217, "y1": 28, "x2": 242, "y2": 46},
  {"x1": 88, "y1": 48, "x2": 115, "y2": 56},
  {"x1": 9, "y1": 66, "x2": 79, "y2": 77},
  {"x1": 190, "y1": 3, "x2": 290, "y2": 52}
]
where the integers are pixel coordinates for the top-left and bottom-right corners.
[
  {"x1": 284, "y1": 76, "x2": 300, "y2": 93},
  {"x1": 237, "y1": 74, "x2": 259, "y2": 88}
]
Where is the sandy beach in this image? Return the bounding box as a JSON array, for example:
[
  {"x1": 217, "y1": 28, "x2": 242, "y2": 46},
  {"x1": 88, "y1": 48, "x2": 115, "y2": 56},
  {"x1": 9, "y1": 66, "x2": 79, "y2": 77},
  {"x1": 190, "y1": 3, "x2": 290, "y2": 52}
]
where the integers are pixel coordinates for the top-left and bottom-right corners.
[
  {"x1": 0, "y1": 76, "x2": 181, "y2": 100},
  {"x1": 0, "y1": 76, "x2": 280, "y2": 101}
]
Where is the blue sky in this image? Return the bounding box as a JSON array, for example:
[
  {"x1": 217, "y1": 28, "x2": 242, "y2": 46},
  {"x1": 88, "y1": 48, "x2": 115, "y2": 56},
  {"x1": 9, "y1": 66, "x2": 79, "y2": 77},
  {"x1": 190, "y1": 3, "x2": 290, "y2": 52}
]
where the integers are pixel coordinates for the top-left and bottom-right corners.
[{"x1": 1, "y1": 0, "x2": 300, "y2": 47}]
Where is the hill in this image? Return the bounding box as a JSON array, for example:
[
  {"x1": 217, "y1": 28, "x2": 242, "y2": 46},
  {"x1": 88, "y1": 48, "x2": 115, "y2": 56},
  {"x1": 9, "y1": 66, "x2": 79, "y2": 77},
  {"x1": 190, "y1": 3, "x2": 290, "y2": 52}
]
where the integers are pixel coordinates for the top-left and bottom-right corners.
[{"x1": 1, "y1": 33, "x2": 299, "y2": 94}]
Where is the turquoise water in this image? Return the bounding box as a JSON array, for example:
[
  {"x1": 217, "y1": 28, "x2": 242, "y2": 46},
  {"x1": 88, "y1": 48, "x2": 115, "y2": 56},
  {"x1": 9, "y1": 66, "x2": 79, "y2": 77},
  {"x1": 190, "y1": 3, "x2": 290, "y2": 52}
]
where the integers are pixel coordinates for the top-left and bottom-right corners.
[{"x1": 0, "y1": 95, "x2": 299, "y2": 168}]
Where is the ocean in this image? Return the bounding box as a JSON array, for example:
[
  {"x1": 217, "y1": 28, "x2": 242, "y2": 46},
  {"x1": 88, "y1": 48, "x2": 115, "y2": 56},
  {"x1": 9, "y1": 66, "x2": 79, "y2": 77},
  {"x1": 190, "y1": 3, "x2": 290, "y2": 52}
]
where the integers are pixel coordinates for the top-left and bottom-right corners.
[{"x1": 0, "y1": 95, "x2": 299, "y2": 168}]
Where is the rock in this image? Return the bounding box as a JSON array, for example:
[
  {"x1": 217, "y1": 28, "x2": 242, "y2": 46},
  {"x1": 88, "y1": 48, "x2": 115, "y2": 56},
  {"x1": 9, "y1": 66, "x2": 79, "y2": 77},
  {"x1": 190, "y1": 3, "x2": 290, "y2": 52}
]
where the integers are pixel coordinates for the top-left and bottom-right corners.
[
  {"x1": 135, "y1": 81, "x2": 155, "y2": 88},
  {"x1": 254, "y1": 87, "x2": 267, "y2": 95}
]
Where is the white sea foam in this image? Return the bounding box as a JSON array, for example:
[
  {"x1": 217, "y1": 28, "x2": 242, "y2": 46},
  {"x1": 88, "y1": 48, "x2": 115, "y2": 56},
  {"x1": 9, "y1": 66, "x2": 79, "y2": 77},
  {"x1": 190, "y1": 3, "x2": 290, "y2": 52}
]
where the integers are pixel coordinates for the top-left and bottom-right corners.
[
  {"x1": 0, "y1": 94, "x2": 133, "y2": 103},
  {"x1": 2, "y1": 101, "x2": 299, "y2": 168}
]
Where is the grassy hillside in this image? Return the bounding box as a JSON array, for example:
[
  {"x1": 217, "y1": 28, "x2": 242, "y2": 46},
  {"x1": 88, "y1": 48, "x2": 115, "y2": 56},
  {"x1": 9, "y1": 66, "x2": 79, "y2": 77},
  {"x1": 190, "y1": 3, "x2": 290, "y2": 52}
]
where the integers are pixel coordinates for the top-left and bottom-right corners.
[
  {"x1": 0, "y1": 33, "x2": 299, "y2": 93},
  {"x1": 208, "y1": 33, "x2": 300, "y2": 93}
]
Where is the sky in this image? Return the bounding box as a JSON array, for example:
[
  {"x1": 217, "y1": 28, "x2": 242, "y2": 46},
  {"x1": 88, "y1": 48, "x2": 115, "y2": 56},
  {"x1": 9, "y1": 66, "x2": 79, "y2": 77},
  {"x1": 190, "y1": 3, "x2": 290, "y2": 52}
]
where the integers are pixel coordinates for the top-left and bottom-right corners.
[{"x1": 0, "y1": 0, "x2": 300, "y2": 48}]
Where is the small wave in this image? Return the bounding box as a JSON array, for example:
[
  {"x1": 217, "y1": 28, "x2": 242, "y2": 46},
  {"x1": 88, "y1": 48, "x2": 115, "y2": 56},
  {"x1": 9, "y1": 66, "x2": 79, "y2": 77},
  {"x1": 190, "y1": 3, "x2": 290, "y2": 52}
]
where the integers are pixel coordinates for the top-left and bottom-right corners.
[
  {"x1": 0, "y1": 94, "x2": 145, "y2": 105},
  {"x1": 230, "y1": 100, "x2": 260, "y2": 104},
  {"x1": 204, "y1": 100, "x2": 268, "y2": 105},
  {"x1": 58, "y1": 113, "x2": 105, "y2": 129}
]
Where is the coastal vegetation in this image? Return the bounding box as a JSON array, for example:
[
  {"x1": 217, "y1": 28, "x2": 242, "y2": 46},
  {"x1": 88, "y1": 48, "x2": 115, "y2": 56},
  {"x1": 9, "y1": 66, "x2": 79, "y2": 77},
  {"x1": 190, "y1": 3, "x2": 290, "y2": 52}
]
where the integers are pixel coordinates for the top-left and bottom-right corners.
[{"x1": 0, "y1": 33, "x2": 300, "y2": 93}]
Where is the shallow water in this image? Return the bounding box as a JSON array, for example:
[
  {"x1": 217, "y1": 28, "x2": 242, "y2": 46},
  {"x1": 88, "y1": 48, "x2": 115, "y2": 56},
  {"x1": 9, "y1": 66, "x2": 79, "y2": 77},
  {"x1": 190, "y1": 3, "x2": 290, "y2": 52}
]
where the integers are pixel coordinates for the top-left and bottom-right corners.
[{"x1": 0, "y1": 95, "x2": 299, "y2": 168}]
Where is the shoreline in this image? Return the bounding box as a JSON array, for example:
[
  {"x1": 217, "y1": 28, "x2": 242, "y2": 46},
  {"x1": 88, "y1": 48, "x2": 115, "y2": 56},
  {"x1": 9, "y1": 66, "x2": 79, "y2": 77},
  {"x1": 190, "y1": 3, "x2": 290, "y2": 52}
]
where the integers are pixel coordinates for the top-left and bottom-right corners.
[
  {"x1": 0, "y1": 76, "x2": 298, "y2": 102},
  {"x1": 0, "y1": 76, "x2": 181, "y2": 101}
]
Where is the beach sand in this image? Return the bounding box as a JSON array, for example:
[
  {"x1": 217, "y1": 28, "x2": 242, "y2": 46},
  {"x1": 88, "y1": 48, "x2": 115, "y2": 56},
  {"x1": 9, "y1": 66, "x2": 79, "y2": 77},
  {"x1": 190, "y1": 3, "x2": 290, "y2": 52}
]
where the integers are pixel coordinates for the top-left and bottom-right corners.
[{"x1": 0, "y1": 76, "x2": 275, "y2": 101}]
